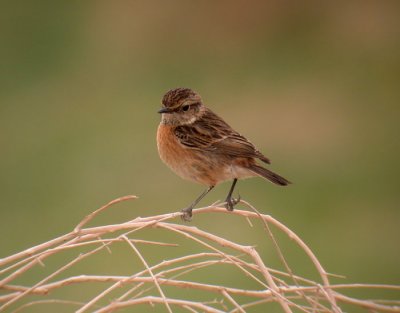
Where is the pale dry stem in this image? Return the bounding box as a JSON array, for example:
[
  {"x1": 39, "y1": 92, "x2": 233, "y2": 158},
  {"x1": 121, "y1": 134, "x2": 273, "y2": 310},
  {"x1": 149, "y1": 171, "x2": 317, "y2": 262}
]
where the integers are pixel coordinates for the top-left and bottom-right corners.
[{"x1": 0, "y1": 195, "x2": 398, "y2": 313}]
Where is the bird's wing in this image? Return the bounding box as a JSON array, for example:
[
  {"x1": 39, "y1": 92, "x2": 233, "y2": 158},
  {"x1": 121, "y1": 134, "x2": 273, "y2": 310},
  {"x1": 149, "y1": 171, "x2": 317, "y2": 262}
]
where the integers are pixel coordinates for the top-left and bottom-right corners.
[{"x1": 174, "y1": 109, "x2": 271, "y2": 164}]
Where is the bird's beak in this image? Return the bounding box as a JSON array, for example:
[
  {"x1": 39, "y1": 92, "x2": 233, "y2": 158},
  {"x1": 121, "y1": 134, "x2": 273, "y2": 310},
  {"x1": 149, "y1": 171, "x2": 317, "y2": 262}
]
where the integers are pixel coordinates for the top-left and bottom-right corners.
[{"x1": 158, "y1": 107, "x2": 172, "y2": 114}]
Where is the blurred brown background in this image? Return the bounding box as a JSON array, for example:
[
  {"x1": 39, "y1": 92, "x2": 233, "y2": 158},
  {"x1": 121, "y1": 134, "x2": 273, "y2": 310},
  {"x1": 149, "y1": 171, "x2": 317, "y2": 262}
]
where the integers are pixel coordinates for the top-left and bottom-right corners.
[{"x1": 1, "y1": 1, "x2": 399, "y2": 311}]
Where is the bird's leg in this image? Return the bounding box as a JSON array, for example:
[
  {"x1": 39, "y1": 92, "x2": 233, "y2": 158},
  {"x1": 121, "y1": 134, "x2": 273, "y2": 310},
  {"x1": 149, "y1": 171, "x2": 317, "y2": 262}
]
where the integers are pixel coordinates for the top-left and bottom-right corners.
[
  {"x1": 181, "y1": 186, "x2": 214, "y2": 222},
  {"x1": 225, "y1": 178, "x2": 240, "y2": 211}
]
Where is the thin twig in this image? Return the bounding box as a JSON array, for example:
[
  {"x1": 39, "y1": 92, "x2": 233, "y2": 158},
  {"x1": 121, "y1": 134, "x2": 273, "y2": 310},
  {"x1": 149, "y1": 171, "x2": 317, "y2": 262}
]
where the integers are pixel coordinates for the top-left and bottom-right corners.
[
  {"x1": 1, "y1": 197, "x2": 398, "y2": 313},
  {"x1": 121, "y1": 236, "x2": 173, "y2": 313},
  {"x1": 0, "y1": 245, "x2": 105, "y2": 312},
  {"x1": 74, "y1": 195, "x2": 137, "y2": 232},
  {"x1": 94, "y1": 296, "x2": 225, "y2": 313},
  {"x1": 222, "y1": 290, "x2": 245, "y2": 313}
]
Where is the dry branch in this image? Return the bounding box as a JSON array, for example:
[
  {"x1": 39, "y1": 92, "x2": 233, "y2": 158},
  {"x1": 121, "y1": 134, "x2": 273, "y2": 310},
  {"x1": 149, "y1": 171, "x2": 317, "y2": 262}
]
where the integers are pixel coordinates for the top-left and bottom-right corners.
[{"x1": 0, "y1": 195, "x2": 399, "y2": 313}]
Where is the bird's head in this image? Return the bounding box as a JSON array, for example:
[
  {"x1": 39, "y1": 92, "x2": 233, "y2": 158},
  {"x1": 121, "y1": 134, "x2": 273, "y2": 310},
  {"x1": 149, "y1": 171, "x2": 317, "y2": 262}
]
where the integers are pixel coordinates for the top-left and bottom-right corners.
[{"x1": 158, "y1": 88, "x2": 204, "y2": 125}]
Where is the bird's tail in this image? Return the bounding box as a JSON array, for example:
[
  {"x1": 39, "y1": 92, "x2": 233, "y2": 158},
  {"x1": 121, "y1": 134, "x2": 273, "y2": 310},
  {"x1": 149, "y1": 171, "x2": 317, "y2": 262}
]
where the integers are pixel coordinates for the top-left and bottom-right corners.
[{"x1": 249, "y1": 165, "x2": 291, "y2": 186}]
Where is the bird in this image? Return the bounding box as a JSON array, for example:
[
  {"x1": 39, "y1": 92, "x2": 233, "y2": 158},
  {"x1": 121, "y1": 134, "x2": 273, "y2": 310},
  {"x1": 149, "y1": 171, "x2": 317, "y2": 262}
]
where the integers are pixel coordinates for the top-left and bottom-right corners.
[{"x1": 157, "y1": 87, "x2": 290, "y2": 221}]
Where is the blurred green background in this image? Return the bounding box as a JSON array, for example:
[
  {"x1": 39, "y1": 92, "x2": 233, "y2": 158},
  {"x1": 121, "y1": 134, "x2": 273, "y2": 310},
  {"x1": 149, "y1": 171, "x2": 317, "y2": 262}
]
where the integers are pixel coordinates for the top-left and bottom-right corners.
[{"x1": 1, "y1": 1, "x2": 399, "y2": 311}]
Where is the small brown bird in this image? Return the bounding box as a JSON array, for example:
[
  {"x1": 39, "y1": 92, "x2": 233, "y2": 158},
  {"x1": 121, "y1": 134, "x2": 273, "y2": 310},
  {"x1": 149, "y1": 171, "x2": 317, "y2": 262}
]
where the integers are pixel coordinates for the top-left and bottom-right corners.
[{"x1": 157, "y1": 87, "x2": 290, "y2": 221}]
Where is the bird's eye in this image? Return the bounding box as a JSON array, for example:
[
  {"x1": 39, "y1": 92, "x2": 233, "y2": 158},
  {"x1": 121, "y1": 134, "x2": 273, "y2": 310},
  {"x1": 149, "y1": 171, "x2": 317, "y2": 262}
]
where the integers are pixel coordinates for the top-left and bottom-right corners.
[{"x1": 182, "y1": 105, "x2": 190, "y2": 112}]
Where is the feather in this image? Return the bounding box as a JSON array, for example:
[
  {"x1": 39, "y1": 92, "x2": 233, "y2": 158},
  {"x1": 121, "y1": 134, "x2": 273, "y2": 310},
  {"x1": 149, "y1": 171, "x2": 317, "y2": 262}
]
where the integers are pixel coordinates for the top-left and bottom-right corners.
[{"x1": 174, "y1": 108, "x2": 271, "y2": 164}]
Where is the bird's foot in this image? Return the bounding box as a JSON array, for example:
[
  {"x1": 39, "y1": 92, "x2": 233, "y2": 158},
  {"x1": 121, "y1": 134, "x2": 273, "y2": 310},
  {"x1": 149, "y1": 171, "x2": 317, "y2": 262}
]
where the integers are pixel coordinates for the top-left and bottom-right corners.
[
  {"x1": 180, "y1": 207, "x2": 193, "y2": 222},
  {"x1": 225, "y1": 195, "x2": 241, "y2": 211}
]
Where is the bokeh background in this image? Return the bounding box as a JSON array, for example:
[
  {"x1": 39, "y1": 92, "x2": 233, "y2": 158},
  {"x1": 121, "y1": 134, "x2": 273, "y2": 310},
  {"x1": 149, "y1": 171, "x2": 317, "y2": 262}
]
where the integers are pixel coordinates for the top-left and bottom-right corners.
[{"x1": 1, "y1": 1, "x2": 399, "y2": 312}]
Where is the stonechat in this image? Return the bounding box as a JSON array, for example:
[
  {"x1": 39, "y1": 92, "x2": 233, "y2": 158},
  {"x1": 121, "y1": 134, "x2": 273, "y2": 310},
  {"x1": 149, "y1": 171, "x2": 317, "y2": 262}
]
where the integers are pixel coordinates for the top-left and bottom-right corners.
[{"x1": 157, "y1": 87, "x2": 290, "y2": 221}]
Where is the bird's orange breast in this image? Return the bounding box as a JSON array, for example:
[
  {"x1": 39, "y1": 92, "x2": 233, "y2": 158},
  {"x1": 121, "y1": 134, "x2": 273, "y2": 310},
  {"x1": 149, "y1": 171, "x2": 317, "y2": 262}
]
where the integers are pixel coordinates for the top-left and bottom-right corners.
[{"x1": 157, "y1": 123, "x2": 219, "y2": 185}]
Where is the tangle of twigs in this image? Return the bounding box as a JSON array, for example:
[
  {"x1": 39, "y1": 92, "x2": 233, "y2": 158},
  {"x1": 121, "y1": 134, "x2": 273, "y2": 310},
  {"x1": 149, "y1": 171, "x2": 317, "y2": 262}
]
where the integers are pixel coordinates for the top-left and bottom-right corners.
[{"x1": 0, "y1": 195, "x2": 399, "y2": 312}]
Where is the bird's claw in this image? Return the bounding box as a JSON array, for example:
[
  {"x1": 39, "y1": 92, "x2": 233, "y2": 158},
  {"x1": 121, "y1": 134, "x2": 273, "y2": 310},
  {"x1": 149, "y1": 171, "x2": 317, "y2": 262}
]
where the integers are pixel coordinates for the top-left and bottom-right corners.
[
  {"x1": 180, "y1": 207, "x2": 193, "y2": 222},
  {"x1": 225, "y1": 194, "x2": 241, "y2": 211}
]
